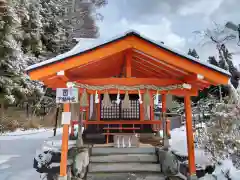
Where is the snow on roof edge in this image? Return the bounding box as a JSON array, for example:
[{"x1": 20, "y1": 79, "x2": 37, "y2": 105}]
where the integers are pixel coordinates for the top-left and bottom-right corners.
[{"x1": 25, "y1": 30, "x2": 231, "y2": 77}]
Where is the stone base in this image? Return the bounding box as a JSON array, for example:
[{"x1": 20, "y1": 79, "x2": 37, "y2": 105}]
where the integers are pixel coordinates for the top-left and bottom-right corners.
[
  {"x1": 58, "y1": 176, "x2": 67, "y2": 180},
  {"x1": 187, "y1": 174, "x2": 198, "y2": 180}
]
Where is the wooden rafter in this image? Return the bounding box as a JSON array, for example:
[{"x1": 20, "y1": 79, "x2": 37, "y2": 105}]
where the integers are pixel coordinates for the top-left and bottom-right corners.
[
  {"x1": 132, "y1": 59, "x2": 169, "y2": 78},
  {"x1": 28, "y1": 39, "x2": 131, "y2": 80},
  {"x1": 131, "y1": 38, "x2": 229, "y2": 85},
  {"x1": 132, "y1": 68, "x2": 154, "y2": 78},
  {"x1": 133, "y1": 50, "x2": 188, "y2": 77}
]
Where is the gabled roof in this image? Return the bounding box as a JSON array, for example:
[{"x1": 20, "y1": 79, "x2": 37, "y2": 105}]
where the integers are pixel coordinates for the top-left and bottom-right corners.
[{"x1": 26, "y1": 30, "x2": 230, "y2": 77}]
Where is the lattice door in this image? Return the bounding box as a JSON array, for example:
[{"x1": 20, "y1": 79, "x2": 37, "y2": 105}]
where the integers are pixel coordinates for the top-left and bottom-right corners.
[{"x1": 100, "y1": 94, "x2": 140, "y2": 120}]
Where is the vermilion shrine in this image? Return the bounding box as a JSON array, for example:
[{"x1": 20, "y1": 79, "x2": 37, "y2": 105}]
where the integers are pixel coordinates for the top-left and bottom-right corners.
[{"x1": 26, "y1": 31, "x2": 230, "y2": 179}]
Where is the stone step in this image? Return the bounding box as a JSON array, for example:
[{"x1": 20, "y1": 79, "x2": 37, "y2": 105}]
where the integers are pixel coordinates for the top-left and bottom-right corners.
[
  {"x1": 91, "y1": 147, "x2": 156, "y2": 155},
  {"x1": 88, "y1": 163, "x2": 161, "y2": 173},
  {"x1": 90, "y1": 154, "x2": 158, "y2": 163},
  {"x1": 87, "y1": 172, "x2": 165, "y2": 180}
]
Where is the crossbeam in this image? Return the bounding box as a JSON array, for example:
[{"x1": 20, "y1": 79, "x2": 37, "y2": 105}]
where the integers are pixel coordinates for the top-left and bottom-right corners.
[{"x1": 75, "y1": 78, "x2": 182, "y2": 86}]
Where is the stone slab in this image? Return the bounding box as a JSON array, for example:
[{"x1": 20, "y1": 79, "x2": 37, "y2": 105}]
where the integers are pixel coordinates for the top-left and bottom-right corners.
[
  {"x1": 87, "y1": 173, "x2": 165, "y2": 180},
  {"x1": 88, "y1": 163, "x2": 161, "y2": 173},
  {"x1": 90, "y1": 154, "x2": 158, "y2": 163},
  {"x1": 91, "y1": 147, "x2": 156, "y2": 155}
]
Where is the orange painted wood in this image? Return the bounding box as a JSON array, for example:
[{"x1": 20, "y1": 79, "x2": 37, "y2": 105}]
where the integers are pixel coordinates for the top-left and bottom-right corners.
[
  {"x1": 27, "y1": 40, "x2": 131, "y2": 80},
  {"x1": 103, "y1": 127, "x2": 140, "y2": 130},
  {"x1": 133, "y1": 55, "x2": 178, "y2": 78},
  {"x1": 166, "y1": 119, "x2": 171, "y2": 136},
  {"x1": 81, "y1": 88, "x2": 198, "y2": 96},
  {"x1": 162, "y1": 94, "x2": 167, "y2": 112},
  {"x1": 132, "y1": 60, "x2": 168, "y2": 78},
  {"x1": 83, "y1": 120, "x2": 162, "y2": 125},
  {"x1": 133, "y1": 65, "x2": 164, "y2": 78},
  {"x1": 103, "y1": 132, "x2": 138, "y2": 135},
  {"x1": 131, "y1": 37, "x2": 229, "y2": 85},
  {"x1": 76, "y1": 78, "x2": 182, "y2": 86},
  {"x1": 184, "y1": 95, "x2": 196, "y2": 176},
  {"x1": 68, "y1": 53, "x2": 124, "y2": 79},
  {"x1": 97, "y1": 101, "x2": 101, "y2": 121},
  {"x1": 132, "y1": 68, "x2": 154, "y2": 78},
  {"x1": 28, "y1": 34, "x2": 229, "y2": 86},
  {"x1": 58, "y1": 74, "x2": 69, "y2": 82},
  {"x1": 183, "y1": 74, "x2": 212, "y2": 87},
  {"x1": 60, "y1": 103, "x2": 70, "y2": 177},
  {"x1": 126, "y1": 50, "x2": 132, "y2": 77}
]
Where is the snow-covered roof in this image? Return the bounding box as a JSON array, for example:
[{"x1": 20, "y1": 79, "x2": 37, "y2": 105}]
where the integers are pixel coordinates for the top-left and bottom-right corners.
[{"x1": 25, "y1": 30, "x2": 231, "y2": 77}]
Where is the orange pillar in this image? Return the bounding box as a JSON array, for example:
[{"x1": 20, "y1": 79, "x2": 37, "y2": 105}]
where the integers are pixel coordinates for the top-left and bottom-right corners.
[
  {"x1": 184, "y1": 95, "x2": 196, "y2": 178},
  {"x1": 60, "y1": 103, "x2": 70, "y2": 177},
  {"x1": 162, "y1": 94, "x2": 169, "y2": 144},
  {"x1": 162, "y1": 94, "x2": 167, "y2": 113}
]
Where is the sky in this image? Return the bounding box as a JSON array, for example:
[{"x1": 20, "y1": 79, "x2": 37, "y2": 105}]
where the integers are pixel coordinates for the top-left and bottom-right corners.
[{"x1": 85, "y1": 0, "x2": 240, "y2": 67}]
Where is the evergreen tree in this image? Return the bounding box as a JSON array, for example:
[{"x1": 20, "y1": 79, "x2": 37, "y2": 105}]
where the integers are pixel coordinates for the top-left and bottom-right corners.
[
  {"x1": 208, "y1": 56, "x2": 219, "y2": 67},
  {"x1": 0, "y1": 0, "x2": 32, "y2": 104},
  {"x1": 188, "y1": 48, "x2": 199, "y2": 59}
]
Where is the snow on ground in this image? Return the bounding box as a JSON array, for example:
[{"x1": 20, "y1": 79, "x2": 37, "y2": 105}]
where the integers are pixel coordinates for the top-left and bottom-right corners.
[
  {"x1": 170, "y1": 126, "x2": 240, "y2": 180},
  {"x1": 1, "y1": 125, "x2": 240, "y2": 180},
  {"x1": 0, "y1": 128, "x2": 63, "y2": 180}
]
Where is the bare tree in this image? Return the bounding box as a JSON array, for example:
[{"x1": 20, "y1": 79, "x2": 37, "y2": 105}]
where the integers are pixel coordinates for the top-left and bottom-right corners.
[
  {"x1": 63, "y1": 0, "x2": 107, "y2": 39},
  {"x1": 194, "y1": 22, "x2": 237, "y2": 72}
]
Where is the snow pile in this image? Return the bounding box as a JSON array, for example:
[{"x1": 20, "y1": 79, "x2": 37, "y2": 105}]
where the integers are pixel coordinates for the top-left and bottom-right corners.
[
  {"x1": 170, "y1": 126, "x2": 212, "y2": 167},
  {"x1": 170, "y1": 126, "x2": 240, "y2": 179},
  {"x1": 35, "y1": 150, "x2": 52, "y2": 168}
]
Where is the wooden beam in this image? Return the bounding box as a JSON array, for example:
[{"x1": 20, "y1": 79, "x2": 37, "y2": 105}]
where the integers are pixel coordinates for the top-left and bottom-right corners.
[
  {"x1": 133, "y1": 51, "x2": 188, "y2": 77},
  {"x1": 133, "y1": 64, "x2": 164, "y2": 78},
  {"x1": 126, "y1": 50, "x2": 132, "y2": 77},
  {"x1": 66, "y1": 52, "x2": 124, "y2": 79},
  {"x1": 131, "y1": 37, "x2": 229, "y2": 85},
  {"x1": 27, "y1": 39, "x2": 131, "y2": 80},
  {"x1": 60, "y1": 100, "x2": 70, "y2": 177},
  {"x1": 132, "y1": 68, "x2": 153, "y2": 78},
  {"x1": 162, "y1": 94, "x2": 167, "y2": 112},
  {"x1": 132, "y1": 59, "x2": 169, "y2": 78},
  {"x1": 75, "y1": 78, "x2": 182, "y2": 86},
  {"x1": 83, "y1": 120, "x2": 162, "y2": 125}
]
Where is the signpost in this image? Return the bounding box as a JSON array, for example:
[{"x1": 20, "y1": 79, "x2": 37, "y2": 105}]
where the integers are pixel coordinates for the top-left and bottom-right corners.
[
  {"x1": 57, "y1": 87, "x2": 79, "y2": 177},
  {"x1": 56, "y1": 88, "x2": 78, "y2": 103}
]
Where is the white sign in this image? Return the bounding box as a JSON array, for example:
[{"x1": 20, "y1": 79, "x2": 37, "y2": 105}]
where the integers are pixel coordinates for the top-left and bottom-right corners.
[
  {"x1": 56, "y1": 88, "x2": 78, "y2": 103},
  {"x1": 61, "y1": 112, "x2": 71, "y2": 125}
]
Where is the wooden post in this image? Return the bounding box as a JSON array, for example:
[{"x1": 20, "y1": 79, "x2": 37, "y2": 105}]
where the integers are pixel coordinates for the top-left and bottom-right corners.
[
  {"x1": 184, "y1": 95, "x2": 196, "y2": 178},
  {"x1": 60, "y1": 103, "x2": 70, "y2": 177},
  {"x1": 53, "y1": 105, "x2": 59, "y2": 136},
  {"x1": 162, "y1": 94, "x2": 169, "y2": 148}
]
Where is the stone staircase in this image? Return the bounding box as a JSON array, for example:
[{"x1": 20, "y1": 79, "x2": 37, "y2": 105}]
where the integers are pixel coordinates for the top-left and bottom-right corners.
[{"x1": 86, "y1": 146, "x2": 165, "y2": 180}]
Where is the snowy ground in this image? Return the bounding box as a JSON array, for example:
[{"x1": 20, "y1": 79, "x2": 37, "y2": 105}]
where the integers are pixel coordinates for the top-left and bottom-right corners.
[
  {"x1": 0, "y1": 126, "x2": 239, "y2": 180},
  {"x1": 0, "y1": 128, "x2": 63, "y2": 180},
  {"x1": 169, "y1": 126, "x2": 240, "y2": 180}
]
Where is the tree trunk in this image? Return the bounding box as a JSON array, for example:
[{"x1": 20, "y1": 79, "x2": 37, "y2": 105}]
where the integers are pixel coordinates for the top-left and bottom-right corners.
[
  {"x1": 53, "y1": 106, "x2": 59, "y2": 136},
  {"x1": 0, "y1": 101, "x2": 4, "y2": 125}
]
